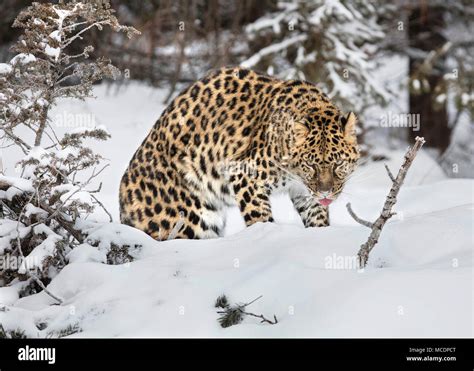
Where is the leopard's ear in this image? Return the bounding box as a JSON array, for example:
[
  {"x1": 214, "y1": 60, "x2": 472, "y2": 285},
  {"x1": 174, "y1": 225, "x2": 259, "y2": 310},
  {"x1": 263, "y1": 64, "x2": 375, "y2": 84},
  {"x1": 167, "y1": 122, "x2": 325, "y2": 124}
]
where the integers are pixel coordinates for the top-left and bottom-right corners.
[
  {"x1": 292, "y1": 121, "x2": 309, "y2": 146},
  {"x1": 342, "y1": 112, "x2": 358, "y2": 144}
]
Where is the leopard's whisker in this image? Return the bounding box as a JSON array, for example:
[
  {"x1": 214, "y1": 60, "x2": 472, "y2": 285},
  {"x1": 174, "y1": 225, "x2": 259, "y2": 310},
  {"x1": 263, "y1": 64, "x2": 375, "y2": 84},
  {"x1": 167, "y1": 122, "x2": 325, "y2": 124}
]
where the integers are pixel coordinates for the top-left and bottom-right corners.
[
  {"x1": 273, "y1": 161, "x2": 307, "y2": 188},
  {"x1": 344, "y1": 168, "x2": 378, "y2": 183},
  {"x1": 339, "y1": 190, "x2": 364, "y2": 199}
]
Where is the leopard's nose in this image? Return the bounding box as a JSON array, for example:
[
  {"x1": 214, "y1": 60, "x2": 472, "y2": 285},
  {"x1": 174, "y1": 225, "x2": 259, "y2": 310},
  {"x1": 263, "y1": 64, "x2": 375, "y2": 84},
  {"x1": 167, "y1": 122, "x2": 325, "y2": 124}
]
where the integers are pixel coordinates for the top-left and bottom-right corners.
[
  {"x1": 320, "y1": 191, "x2": 332, "y2": 198},
  {"x1": 317, "y1": 174, "x2": 334, "y2": 192}
]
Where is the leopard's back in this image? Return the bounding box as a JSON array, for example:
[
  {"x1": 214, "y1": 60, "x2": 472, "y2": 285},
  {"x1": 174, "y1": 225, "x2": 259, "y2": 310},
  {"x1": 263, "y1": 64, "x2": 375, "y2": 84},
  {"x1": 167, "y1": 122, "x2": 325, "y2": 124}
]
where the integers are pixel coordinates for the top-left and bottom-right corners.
[{"x1": 119, "y1": 67, "x2": 279, "y2": 239}]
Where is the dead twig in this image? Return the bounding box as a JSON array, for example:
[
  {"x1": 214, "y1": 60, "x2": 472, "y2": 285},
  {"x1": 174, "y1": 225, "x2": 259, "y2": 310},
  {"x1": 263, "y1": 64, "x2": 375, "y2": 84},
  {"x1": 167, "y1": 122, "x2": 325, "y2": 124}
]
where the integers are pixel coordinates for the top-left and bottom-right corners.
[
  {"x1": 346, "y1": 137, "x2": 426, "y2": 268},
  {"x1": 346, "y1": 203, "x2": 373, "y2": 228},
  {"x1": 90, "y1": 194, "x2": 113, "y2": 223},
  {"x1": 384, "y1": 163, "x2": 396, "y2": 183},
  {"x1": 28, "y1": 273, "x2": 64, "y2": 305},
  {"x1": 239, "y1": 310, "x2": 279, "y2": 325}
]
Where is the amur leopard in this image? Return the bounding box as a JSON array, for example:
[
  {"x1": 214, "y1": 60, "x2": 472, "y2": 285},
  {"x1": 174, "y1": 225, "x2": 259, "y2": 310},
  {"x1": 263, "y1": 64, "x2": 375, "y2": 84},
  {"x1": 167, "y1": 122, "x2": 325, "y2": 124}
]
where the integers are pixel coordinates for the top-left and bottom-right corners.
[{"x1": 119, "y1": 67, "x2": 360, "y2": 240}]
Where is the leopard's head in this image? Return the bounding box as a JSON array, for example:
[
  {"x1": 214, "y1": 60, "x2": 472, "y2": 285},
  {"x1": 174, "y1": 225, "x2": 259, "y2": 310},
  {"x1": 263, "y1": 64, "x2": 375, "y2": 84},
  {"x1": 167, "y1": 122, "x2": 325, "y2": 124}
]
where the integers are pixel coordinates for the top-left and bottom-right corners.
[{"x1": 287, "y1": 109, "x2": 360, "y2": 206}]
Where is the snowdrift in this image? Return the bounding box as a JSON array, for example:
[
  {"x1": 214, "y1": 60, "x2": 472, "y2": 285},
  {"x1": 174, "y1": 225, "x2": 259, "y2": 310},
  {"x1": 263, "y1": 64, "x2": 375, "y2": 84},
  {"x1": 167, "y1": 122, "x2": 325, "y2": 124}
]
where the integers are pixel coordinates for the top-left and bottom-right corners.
[{"x1": 1, "y1": 155, "x2": 472, "y2": 337}]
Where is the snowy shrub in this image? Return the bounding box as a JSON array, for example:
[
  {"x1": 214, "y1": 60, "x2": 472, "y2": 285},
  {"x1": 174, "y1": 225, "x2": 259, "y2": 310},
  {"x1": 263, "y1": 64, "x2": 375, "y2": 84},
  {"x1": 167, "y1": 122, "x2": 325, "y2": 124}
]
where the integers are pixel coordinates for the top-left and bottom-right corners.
[{"x1": 0, "y1": 0, "x2": 138, "y2": 301}]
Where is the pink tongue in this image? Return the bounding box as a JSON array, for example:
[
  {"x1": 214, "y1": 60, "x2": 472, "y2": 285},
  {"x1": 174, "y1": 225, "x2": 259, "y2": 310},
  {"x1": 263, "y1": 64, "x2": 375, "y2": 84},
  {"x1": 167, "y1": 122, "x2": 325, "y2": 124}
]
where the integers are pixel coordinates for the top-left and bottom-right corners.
[{"x1": 319, "y1": 198, "x2": 333, "y2": 206}]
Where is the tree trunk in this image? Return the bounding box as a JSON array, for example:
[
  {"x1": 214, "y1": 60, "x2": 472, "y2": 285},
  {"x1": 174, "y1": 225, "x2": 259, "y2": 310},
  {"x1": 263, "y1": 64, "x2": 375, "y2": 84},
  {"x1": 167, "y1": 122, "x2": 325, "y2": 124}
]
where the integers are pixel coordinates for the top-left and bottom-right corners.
[{"x1": 408, "y1": 4, "x2": 450, "y2": 152}]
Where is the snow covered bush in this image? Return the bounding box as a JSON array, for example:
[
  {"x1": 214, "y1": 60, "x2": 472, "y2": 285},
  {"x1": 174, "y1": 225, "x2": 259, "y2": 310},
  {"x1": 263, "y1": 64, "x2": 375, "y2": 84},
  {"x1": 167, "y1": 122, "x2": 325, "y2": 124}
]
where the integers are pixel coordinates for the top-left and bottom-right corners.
[{"x1": 0, "y1": 0, "x2": 138, "y2": 302}]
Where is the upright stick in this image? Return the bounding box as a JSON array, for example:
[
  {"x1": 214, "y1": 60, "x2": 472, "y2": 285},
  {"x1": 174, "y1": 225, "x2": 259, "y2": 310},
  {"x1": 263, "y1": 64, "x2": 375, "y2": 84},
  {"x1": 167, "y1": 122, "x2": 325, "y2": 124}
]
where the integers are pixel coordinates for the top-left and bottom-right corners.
[{"x1": 346, "y1": 137, "x2": 426, "y2": 268}]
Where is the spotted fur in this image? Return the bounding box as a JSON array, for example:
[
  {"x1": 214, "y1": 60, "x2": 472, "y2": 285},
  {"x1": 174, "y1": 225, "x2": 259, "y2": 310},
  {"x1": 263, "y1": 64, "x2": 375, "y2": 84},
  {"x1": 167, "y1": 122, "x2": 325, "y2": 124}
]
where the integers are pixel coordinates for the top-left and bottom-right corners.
[{"x1": 119, "y1": 67, "x2": 360, "y2": 240}]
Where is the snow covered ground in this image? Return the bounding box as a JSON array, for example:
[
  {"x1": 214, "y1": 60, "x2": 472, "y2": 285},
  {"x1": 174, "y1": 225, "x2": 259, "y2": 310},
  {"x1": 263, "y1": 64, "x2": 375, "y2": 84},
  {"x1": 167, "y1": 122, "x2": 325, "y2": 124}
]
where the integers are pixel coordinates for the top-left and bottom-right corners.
[{"x1": 0, "y1": 83, "x2": 472, "y2": 338}]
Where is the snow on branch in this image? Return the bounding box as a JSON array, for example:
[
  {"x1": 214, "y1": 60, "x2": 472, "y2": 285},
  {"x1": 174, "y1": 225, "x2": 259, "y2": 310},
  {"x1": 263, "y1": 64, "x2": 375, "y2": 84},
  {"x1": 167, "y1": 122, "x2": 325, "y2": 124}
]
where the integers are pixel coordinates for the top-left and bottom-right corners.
[
  {"x1": 242, "y1": 0, "x2": 391, "y2": 112},
  {"x1": 346, "y1": 137, "x2": 426, "y2": 268},
  {"x1": 241, "y1": 34, "x2": 307, "y2": 69}
]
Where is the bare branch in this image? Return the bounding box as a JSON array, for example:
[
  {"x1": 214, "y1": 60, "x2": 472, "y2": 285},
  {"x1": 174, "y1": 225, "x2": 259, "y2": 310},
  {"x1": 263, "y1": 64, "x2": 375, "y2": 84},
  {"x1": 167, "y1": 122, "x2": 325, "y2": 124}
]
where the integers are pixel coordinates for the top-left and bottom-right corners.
[
  {"x1": 2, "y1": 128, "x2": 31, "y2": 154},
  {"x1": 384, "y1": 164, "x2": 396, "y2": 183},
  {"x1": 353, "y1": 137, "x2": 426, "y2": 268},
  {"x1": 40, "y1": 201, "x2": 84, "y2": 244},
  {"x1": 243, "y1": 295, "x2": 263, "y2": 307},
  {"x1": 346, "y1": 203, "x2": 374, "y2": 228},
  {"x1": 34, "y1": 103, "x2": 51, "y2": 147},
  {"x1": 28, "y1": 273, "x2": 64, "y2": 305},
  {"x1": 240, "y1": 310, "x2": 278, "y2": 325},
  {"x1": 62, "y1": 20, "x2": 111, "y2": 48},
  {"x1": 90, "y1": 194, "x2": 113, "y2": 223}
]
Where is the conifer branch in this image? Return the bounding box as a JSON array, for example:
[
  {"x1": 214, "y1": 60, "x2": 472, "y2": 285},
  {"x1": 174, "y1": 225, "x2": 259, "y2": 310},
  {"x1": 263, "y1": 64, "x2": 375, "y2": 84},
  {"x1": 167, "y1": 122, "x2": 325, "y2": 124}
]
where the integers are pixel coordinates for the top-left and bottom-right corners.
[{"x1": 215, "y1": 294, "x2": 278, "y2": 328}]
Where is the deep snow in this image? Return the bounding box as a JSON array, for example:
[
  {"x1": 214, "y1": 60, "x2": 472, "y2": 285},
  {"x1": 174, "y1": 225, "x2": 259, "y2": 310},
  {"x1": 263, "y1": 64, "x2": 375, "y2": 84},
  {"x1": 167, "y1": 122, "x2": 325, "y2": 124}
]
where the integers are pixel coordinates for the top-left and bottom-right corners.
[{"x1": 0, "y1": 83, "x2": 472, "y2": 338}]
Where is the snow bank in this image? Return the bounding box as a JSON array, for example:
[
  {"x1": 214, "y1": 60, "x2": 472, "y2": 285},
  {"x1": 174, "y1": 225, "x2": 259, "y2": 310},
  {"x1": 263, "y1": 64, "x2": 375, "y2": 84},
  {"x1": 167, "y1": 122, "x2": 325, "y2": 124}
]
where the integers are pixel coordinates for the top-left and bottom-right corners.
[{"x1": 3, "y1": 157, "x2": 472, "y2": 337}]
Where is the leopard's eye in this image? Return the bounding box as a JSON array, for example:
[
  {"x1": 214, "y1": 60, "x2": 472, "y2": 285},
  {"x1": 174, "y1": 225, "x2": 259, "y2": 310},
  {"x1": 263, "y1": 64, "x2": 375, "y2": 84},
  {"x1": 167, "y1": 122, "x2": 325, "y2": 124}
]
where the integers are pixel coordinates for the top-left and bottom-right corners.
[
  {"x1": 301, "y1": 163, "x2": 315, "y2": 178},
  {"x1": 334, "y1": 161, "x2": 349, "y2": 179}
]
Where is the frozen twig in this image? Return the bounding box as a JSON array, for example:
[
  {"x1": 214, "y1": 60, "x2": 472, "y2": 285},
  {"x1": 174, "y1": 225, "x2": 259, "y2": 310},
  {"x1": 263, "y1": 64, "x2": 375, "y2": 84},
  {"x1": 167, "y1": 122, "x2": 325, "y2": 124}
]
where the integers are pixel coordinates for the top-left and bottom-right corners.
[
  {"x1": 347, "y1": 137, "x2": 426, "y2": 268},
  {"x1": 28, "y1": 273, "x2": 64, "y2": 305},
  {"x1": 90, "y1": 194, "x2": 113, "y2": 222},
  {"x1": 240, "y1": 310, "x2": 278, "y2": 325},
  {"x1": 346, "y1": 203, "x2": 373, "y2": 228},
  {"x1": 384, "y1": 164, "x2": 396, "y2": 183}
]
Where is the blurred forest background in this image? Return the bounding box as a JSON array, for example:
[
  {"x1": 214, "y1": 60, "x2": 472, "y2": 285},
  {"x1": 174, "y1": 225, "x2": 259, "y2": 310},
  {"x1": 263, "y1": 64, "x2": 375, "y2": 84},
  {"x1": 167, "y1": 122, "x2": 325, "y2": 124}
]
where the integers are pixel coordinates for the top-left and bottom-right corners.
[{"x1": 1, "y1": 0, "x2": 472, "y2": 176}]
